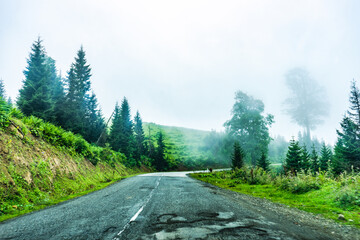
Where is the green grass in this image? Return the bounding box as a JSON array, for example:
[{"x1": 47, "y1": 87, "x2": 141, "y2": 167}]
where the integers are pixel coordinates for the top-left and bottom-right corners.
[
  {"x1": 0, "y1": 173, "x2": 140, "y2": 222},
  {"x1": 144, "y1": 122, "x2": 209, "y2": 156},
  {"x1": 191, "y1": 170, "x2": 360, "y2": 228},
  {"x1": 143, "y1": 123, "x2": 228, "y2": 170}
]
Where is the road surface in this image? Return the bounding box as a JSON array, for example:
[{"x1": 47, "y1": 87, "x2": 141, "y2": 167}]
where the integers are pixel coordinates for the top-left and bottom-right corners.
[{"x1": 0, "y1": 172, "x2": 358, "y2": 239}]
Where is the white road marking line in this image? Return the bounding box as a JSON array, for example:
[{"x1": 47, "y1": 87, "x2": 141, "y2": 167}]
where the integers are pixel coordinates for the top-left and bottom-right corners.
[
  {"x1": 113, "y1": 175, "x2": 163, "y2": 240},
  {"x1": 130, "y1": 206, "x2": 144, "y2": 222}
]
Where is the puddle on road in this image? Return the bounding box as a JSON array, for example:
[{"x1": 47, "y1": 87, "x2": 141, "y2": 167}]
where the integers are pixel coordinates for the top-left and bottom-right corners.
[{"x1": 141, "y1": 211, "x2": 291, "y2": 240}]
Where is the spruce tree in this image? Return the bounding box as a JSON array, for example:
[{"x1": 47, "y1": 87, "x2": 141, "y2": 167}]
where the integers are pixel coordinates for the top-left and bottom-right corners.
[
  {"x1": 118, "y1": 97, "x2": 133, "y2": 157},
  {"x1": 45, "y1": 57, "x2": 65, "y2": 125},
  {"x1": 109, "y1": 103, "x2": 122, "y2": 151},
  {"x1": 331, "y1": 139, "x2": 346, "y2": 175},
  {"x1": 335, "y1": 81, "x2": 360, "y2": 171},
  {"x1": 232, "y1": 141, "x2": 245, "y2": 170},
  {"x1": 17, "y1": 38, "x2": 53, "y2": 121},
  {"x1": 256, "y1": 151, "x2": 270, "y2": 171},
  {"x1": 154, "y1": 132, "x2": 167, "y2": 171},
  {"x1": 133, "y1": 111, "x2": 146, "y2": 166},
  {"x1": 63, "y1": 46, "x2": 92, "y2": 135},
  {"x1": 310, "y1": 144, "x2": 319, "y2": 173},
  {"x1": 0, "y1": 79, "x2": 5, "y2": 99},
  {"x1": 319, "y1": 143, "x2": 332, "y2": 171},
  {"x1": 84, "y1": 93, "x2": 105, "y2": 143},
  {"x1": 300, "y1": 145, "x2": 311, "y2": 171},
  {"x1": 284, "y1": 138, "x2": 302, "y2": 174},
  {"x1": 62, "y1": 67, "x2": 82, "y2": 132},
  {"x1": 348, "y1": 80, "x2": 360, "y2": 125},
  {"x1": 109, "y1": 98, "x2": 133, "y2": 157},
  {"x1": 62, "y1": 46, "x2": 104, "y2": 143}
]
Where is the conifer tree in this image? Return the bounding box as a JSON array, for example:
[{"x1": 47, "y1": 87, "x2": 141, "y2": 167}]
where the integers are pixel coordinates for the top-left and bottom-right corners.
[
  {"x1": 0, "y1": 79, "x2": 5, "y2": 99},
  {"x1": 17, "y1": 38, "x2": 53, "y2": 121},
  {"x1": 84, "y1": 93, "x2": 105, "y2": 143},
  {"x1": 348, "y1": 80, "x2": 360, "y2": 125},
  {"x1": 335, "y1": 81, "x2": 360, "y2": 171},
  {"x1": 62, "y1": 46, "x2": 104, "y2": 143},
  {"x1": 109, "y1": 98, "x2": 134, "y2": 157},
  {"x1": 231, "y1": 141, "x2": 245, "y2": 169},
  {"x1": 118, "y1": 97, "x2": 133, "y2": 157},
  {"x1": 62, "y1": 47, "x2": 91, "y2": 135},
  {"x1": 109, "y1": 103, "x2": 122, "y2": 151},
  {"x1": 331, "y1": 140, "x2": 346, "y2": 175},
  {"x1": 284, "y1": 138, "x2": 302, "y2": 174},
  {"x1": 256, "y1": 151, "x2": 270, "y2": 171},
  {"x1": 300, "y1": 145, "x2": 311, "y2": 171},
  {"x1": 319, "y1": 143, "x2": 332, "y2": 171},
  {"x1": 133, "y1": 111, "x2": 146, "y2": 165},
  {"x1": 45, "y1": 57, "x2": 65, "y2": 124},
  {"x1": 310, "y1": 144, "x2": 319, "y2": 173},
  {"x1": 154, "y1": 132, "x2": 167, "y2": 171}
]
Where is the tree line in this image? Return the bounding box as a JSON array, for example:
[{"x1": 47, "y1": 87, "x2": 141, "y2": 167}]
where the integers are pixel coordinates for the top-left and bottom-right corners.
[
  {"x1": 227, "y1": 80, "x2": 360, "y2": 176},
  {"x1": 1, "y1": 38, "x2": 169, "y2": 171}
]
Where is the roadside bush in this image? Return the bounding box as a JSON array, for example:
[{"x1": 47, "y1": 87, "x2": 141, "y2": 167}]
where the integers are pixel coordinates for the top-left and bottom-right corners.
[
  {"x1": 231, "y1": 167, "x2": 273, "y2": 185},
  {"x1": 9, "y1": 108, "x2": 24, "y2": 119},
  {"x1": 335, "y1": 187, "x2": 360, "y2": 209},
  {"x1": 275, "y1": 173, "x2": 321, "y2": 194},
  {"x1": 0, "y1": 99, "x2": 10, "y2": 128},
  {"x1": 5, "y1": 111, "x2": 131, "y2": 167}
]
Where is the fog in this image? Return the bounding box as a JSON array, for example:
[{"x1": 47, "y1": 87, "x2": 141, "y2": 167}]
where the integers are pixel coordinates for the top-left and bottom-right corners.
[{"x1": 1, "y1": 0, "x2": 360, "y2": 145}]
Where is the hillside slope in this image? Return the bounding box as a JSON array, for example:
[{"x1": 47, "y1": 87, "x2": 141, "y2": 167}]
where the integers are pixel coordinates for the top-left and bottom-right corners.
[
  {"x1": 0, "y1": 116, "x2": 136, "y2": 222},
  {"x1": 143, "y1": 123, "x2": 230, "y2": 169}
]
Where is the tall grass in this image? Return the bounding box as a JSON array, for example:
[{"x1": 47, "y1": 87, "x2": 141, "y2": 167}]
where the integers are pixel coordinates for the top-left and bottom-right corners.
[{"x1": 205, "y1": 167, "x2": 360, "y2": 210}]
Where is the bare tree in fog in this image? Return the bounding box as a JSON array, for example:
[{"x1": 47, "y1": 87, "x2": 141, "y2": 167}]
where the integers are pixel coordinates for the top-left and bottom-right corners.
[{"x1": 283, "y1": 68, "x2": 329, "y2": 145}]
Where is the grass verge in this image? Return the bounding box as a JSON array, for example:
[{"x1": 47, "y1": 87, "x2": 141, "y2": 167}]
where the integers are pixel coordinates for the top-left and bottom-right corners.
[
  {"x1": 0, "y1": 172, "x2": 142, "y2": 223},
  {"x1": 191, "y1": 170, "x2": 360, "y2": 228}
]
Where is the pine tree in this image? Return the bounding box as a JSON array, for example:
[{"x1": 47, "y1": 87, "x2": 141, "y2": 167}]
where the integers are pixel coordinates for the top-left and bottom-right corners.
[
  {"x1": 154, "y1": 131, "x2": 167, "y2": 171},
  {"x1": 256, "y1": 151, "x2": 270, "y2": 171},
  {"x1": 109, "y1": 103, "x2": 122, "y2": 151},
  {"x1": 109, "y1": 98, "x2": 134, "y2": 157},
  {"x1": 0, "y1": 79, "x2": 6, "y2": 100},
  {"x1": 232, "y1": 141, "x2": 245, "y2": 170},
  {"x1": 83, "y1": 93, "x2": 105, "y2": 143},
  {"x1": 334, "y1": 81, "x2": 360, "y2": 172},
  {"x1": 61, "y1": 46, "x2": 104, "y2": 143},
  {"x1": 319, "y1": 143, "x2": 332, "y2": 171},
  {"x1": 118, "y1": 97, "x2": 133, "y2": 157},
  {"x1": 310, "y1": 144, "x2": 319, "y2": 173},
  {"x1": 348, "y1": 80, "x2": 360, "y2": 125},
  {"x1": 133, "y1": 111, "x2": 146, "y2": 166},
  {"x1": 45, "y1": 57, "x2": 65, "y2": 125},
  {"x1": 331, "y1": 139, "x2": 346, "y2": 175},
  {"x1": 17, "y1": 38, "x2": 53, "y2": 121},
  {"x1": 300, "y1": 145, "x2": 311, "y2": 171},
  {"x1": 284, "y1": 138, "x2": 302, "y2": 174},
  {"x1": 62, "y1": 67, "x2": 82, "y2": 132}
]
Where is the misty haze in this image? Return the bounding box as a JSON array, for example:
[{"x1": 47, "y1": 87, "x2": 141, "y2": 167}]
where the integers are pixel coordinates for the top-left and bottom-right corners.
[{"x1": 1, "y1": 1, "x2": 360, "y2": 240}]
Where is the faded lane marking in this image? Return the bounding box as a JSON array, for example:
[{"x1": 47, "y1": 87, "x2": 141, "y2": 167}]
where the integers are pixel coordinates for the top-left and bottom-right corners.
[{"x1": 113, "y1": 175, "x2": 163, "y2": 239}]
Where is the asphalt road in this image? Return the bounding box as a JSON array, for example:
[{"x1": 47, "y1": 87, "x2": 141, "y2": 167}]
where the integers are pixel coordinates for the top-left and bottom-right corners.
[{"x1": 0, "y1": 172, "x2": 354, "y2": 239}]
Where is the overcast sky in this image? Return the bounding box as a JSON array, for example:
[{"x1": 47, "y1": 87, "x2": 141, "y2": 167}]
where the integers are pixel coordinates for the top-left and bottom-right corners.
[{"x1": 1, "y1": 0, "x2": 360, "y2": 144}]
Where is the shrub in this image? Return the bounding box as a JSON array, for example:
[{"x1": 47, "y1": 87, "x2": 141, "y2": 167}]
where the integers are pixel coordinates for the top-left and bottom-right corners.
[
  {"x1": 335, "y1": 187, "x2": 360, "y2": 209},
  {"x1": 275, "y1": 173, "x2": 321, "y2": 194},
  {"x1": 0, "y1": 99, "x2": 10, "y2": 128},
  {"x1": 9, "y1": 108, "x2": 24, "y2": 119}
]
